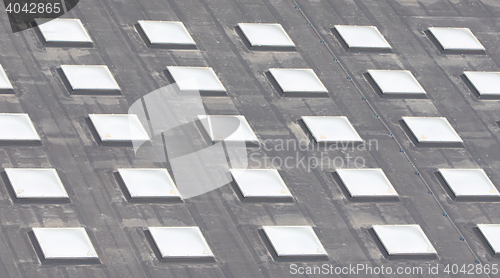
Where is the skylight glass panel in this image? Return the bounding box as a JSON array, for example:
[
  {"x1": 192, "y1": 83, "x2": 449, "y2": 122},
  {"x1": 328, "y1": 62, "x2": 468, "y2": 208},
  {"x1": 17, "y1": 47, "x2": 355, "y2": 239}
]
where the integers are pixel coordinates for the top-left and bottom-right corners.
[
  {"x1": 148, "y1": 227, "x2": 214, "y2": 259},
  {"x1": 118, "y1": 169, "x2": 181, "y2": 200},
  {"x1": 138, "y1": 21, "x2": 196, "y2": 47},
  {"x1": 463, "y1": 71, "x2": 500, "y2": 98},
  {"x1": 262, "y1": 226, "x2": 328, "y2": 259},
  {"x1": 0, "y1": 113, "x2": 40, "y2": 142},
  {"x1": 372, "y1": 225, "x2": 437, "y2": 256},
  {"x1": 334, "y1": 25, "x2": 391, "y2": 50},
  {"x1": 438, "y1": 169, "x2": 499, "y2": 199},
  {"x1": 5, "y1": 168, "x2": 69, "y2": 199},
  {"x1": 336, "y1": 169, "x2": 398, "y2": 198},
  {"x1": 167, "y1": 66, "x2": 226, "y2": 94},
  {"x1": 269, "y1": 68, "x2": 328, "y2": 96},
  {"x1": 198, "y1": 115, "x2": 258, "y2": 144},
  {"x1": 61, "y1": 65, "x2": 120, "y2": 93},
  {"x1": 0, "y1": 64, "x2": 13, "y2": 91},
  {"x1": 230, "y1": 169, "x2": 292, "y2": 200},
  {"x1": 238, "y1": 23, "x2": 295, "y2": 48},
  {"x1": 89, "y1": 114, "x2": 150, "y2": 142},
  {"x1": 301, "y1": 116, "x2": 363, "y2": 143},
  {"x1": 402, "y1": 117, "x2": 462, "y2": 144},
  {"x1": 477, "y1": 224, "x2": 500, "y2": 254},
  {"x1": 37, "y1": 18, "x2": 92, "y2": 45},
  {"x1": 368, "y1": 70, "x2": 426, "y2": 96},
  {"x1": 428, "y1": 27, "x2": 485, "y2": 52},
  {"x1": 32, "y1": 227, "x2": 98, "y2": 260}
]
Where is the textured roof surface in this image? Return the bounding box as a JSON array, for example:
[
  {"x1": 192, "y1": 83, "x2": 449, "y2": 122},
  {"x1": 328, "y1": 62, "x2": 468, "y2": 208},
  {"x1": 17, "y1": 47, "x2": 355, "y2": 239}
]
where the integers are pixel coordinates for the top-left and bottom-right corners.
[{"x1": 1, "y1": 0, "x2": 500, "y2": 277}]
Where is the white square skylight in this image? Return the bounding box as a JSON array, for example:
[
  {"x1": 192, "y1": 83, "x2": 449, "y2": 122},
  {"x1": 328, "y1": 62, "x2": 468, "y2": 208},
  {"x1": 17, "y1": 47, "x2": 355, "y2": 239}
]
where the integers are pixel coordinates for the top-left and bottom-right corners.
[
  {"x1": 477, "y1": 224, "x2": 500, "y2": 254},
  {"x1": 334, "y1": 25, "x2": 391, "y2": 50},
  {"x1": 37, "y1": 18, "x2": 93, "y2": 45},
  {"x1": 269, "y1": 68, "x2": 328, "y2": 96},
  {"x1": 198, "y1": 115, "x2": 258, "y2": 144},
  {"x1": 367, "y1": 70, "x2": 426, "y2": 96},
  {"x1": 167, "y1": 66, "x2": 226, "y2": 94},
  {"x1": 463, "y1": 71, "x2": 500, "y2": 98},
  {"x1": 372, "y1": 225, "x2": 437, "y2": 256},
  {"x1": 138, "y1": 21, "x2": 196, "y2": 46},
  {"x1": 301, "y1": 116, "x2": 363, "y2": 143},
  {"x1": 148, "y1": 227, "x2": 214, "y2": 259},
  {"x1": 0, "y1": 64, "x2": 13, "y2": 90},
  {"x1": 89, "y1": 114, "x2": 150, "y2": 142},
  {"x1": 230, "y1": 169, "x2": 292, "y2": 200},
  {"x1": 262, "y1": 226, "x2": 328, "y2": 258},
  {"x1": 0, "y1": 113, "x2": 40, "y2": 142},
  {"x1": 118, "y1": 169, "x2": 181, "y2": 200},
  {"x1": 5, "y1": 168, "x2": 69, "y2": 199},
  {"x1": 238, "y1": 23, "x2": 295, "y2": 48},
  {"x1": 402, "y1": 117, "x2": 462, "y2": 144},
  {"x1": 32, "y1": 227, "x2": 98, "y2": 260},
  {"x1": 336, "y1": 169, "x2": 398, "y2": 198},
  {"x1": 438, "y1": 169, "x2": 499, "y2": 198},
  {"x1": 61, "y1": 65, "x2": 120, "y2": 93},
  {"x1": 428, "y1": 27, "x2": 485, "y2": 52}
]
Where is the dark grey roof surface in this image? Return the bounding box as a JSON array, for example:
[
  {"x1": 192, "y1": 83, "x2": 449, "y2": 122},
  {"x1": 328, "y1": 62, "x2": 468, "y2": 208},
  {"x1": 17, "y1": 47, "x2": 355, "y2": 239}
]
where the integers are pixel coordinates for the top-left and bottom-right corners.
[{"x1": 1, "y1": 0, "x2": 500, "y2": 277}]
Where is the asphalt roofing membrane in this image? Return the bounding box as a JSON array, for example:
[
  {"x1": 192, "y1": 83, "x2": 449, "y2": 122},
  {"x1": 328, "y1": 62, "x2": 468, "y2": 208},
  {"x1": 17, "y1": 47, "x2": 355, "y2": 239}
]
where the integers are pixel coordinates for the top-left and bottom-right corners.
[{"x1": 1, "y1": 0, "x2": 500, "y2": 277}]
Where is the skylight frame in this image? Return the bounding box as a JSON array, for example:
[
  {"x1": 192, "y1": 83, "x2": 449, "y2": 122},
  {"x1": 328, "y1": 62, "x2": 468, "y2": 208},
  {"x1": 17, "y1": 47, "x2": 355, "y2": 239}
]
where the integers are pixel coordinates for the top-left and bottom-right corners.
[
  {"x1": 269, "y1": 68, "x2": 328, "y2": 96},
  {"x1": 372, "y1": 224, "x2": 437, "y2": 256},
  {"x1": 148, "y1": 226, "x2": 214, "y2": 259},
  {"x1": 438, "y1": 168, "x2": 500, "y2": 199},
  {"x1": 367, "y1": 70, "x2": 426, "y2": 97},
  {"x1": 301, "y1": 116, "x2": 363, "y2": 144},
  {"x1": 138, "y1": 20, "x2": 196, "y2": 47},
  {"x1": 237, "y1": 23, "x2": 296, "y2": 48},
  {"x1": 463, "y1": 71, "x2": 500, "y2": 99},
  {"x1": 336, "y1": 168, "x2": 398, "y2": 199},
  {"x1": 5, "y1": 168, "x2": 69, "y2": 200},
  {"x1": 89, "y1": 114, "x2": 150, "y2": 143},
  {"x1": 477, "y1": 224, "x2": 500, "y2": 255},
  {"x1": 334, "y1": 25, "x2": 392, "y2": 50},
  {"x1": 262, "y1": 226, "x2": 328, "y2": 259},
  {"x1": 117, "y1": 168, "x2": 182, "y2": 201},
  {"x1": 428, "y1": 27, "x2": 485, "y2": 53},
  {"x1": 61, "y1": 65, "x2": 121, "y2": 93},
  {"x1": 37, "y1": 18, "x2": 93, "y2": 45},
  {"x1": 166, "y1": 66, "x2": 226, "y2": 95},
  {"x1": 0, "y1": 64, "x2": 14, "y2": 91},
  {"x1": 230, "y1": 169, "x2": 293, "y2": 200},
  {"x1": 198, "y1": 115, "x2": 259, "y2": 144},
  {"x1": 32, "y1": 227, "x2": 99, "y2": 261},
  {"x1": 402, "y1": 116, "x2": 463, "y2": 144},
  {"x1": 0, "y1": 113, "x2": 41, "y2": 142}
]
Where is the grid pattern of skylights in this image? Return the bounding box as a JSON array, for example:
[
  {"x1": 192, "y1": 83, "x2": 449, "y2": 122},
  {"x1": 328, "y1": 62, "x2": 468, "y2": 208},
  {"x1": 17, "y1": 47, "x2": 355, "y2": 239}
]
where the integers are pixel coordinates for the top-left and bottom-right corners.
[
  {"x1": 269, "y1": 68, "x2": 328, "y2": 96},
  {"x1": 428, "y1": 27, "x2": 485, "y2": 52},
  {"x1": 138, "y1": 21, "x2": 196, "y2": 47},
  {"x1": 61, "y1": 65, "x2": 120, "y2": 93},
  {"x1": 334, "y1": 25, "x2": 391, "y2": 50},
  {"x1": 198, "y1": 115, "x2": 258, "y2": 144},
  {"x1": 0, "y1": 113, "x2": 40, "y2": 142},
  {"x1": 238, "y1": 23, "x2": 295, "y2": 48},
  {"x1": 477, "y1": 224, "x2": 500, "y2": 254},
  {"x1": 148, "y1": 227, "x2": 214, "y2": 259},
  {"x1": 37, "y1": 18, "x2": 93, "y2": 45},
  {"x1": 367, "y1": 70, "x2": 426, "y2": 97},
  {"x1": 402, "y1": 117, "x2": 462, "y2": 144},
  {"x1": 301, "y1": 116, "x2": 363, "y2": 143},
  {"x1": 32, "y1": 227, "x2": 98, "y2": 260},
  {"x1": 230, "y1": 169, "x2": 293, "y2": 200},
  {"x1": 438, "y1": 169, "x2": 499, "y2": 199},
  {"x1": 336, "y1": 169, "x2": 398, "y2": 199},
  {"x1": 372, "y1": 225, "x2": 437, "y2": 256},
  {"x1": 89, "y1": 114, "x2": 150, "y2": 142},
  {"x1": 463, "y1": 71, "x2": 500, "y2": 98},
  {"x1": 262, "y1": 226, "x2": 328, "y2": 259},
  {"x1": 5, "y1": 168, "x2": 69, "y2": 200},
  {"x1": 0, "y1": 64, "x2": 13, "y2": 91},
  {"x1": 167, "y1": 66, "x2": 226, "y2": 94},
  {"x1": 118, "y1": 169, "x2": 181, "y2": 201}
]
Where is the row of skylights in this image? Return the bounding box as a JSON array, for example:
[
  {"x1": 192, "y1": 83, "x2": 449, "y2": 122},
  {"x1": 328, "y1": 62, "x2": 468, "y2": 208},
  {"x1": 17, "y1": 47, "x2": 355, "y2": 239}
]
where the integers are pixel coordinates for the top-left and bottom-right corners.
[
  {"x1": 37, "y1": 19, "x2": 487, "y2": 54},
  {"x1": 7, "y1": 63, "x2": 499, "y2": 99},
  {"x1": 0, "y1": 113, "x2": 466, "y2": 147},
  {"x1": 28, "y1": 223, "x2": 500, "y2": 262}
]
